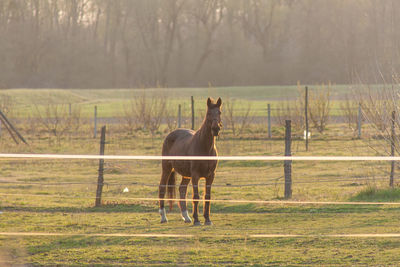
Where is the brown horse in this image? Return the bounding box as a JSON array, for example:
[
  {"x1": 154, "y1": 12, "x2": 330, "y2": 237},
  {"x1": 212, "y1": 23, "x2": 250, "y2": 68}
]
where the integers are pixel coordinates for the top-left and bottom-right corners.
[{"x1": 159, "y1": 97, "x2": 222, "y2": 225}]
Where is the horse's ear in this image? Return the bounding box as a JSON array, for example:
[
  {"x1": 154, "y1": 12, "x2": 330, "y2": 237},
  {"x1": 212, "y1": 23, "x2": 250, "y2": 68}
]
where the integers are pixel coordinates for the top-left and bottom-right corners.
[
  {"x1": 216, "y1": 97, "x2": 222, "y2": 107},
  {"x1": 207, "y1": 97, "x2": 212, "y2": 107}
]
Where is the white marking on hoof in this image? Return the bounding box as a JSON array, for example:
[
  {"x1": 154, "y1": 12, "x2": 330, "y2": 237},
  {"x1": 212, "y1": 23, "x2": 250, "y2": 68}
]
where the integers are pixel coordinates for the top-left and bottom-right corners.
[
  {"x1": 159, "y1": 208, "x2": 168, "y2": 223},
  {"x1": 181, "y1": 210, "x2": 192, "y2": 223}
]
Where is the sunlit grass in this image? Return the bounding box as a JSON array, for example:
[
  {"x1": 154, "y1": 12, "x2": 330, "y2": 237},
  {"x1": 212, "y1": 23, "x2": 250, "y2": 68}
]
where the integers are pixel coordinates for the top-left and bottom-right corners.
[
  {"x1": 0, "y1": 87, "x2": 399, "y2": 265},
  {"x1": 2, "y1": 85, "x2": 362, "y2": 118},
  {"x1": 350, "y1": 186, "x2": 400, "y2": 202}
]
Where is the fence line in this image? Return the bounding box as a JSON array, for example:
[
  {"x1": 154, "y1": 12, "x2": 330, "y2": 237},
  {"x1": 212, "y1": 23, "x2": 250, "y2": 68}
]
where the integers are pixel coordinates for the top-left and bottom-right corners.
[
  {"x1": 1, "y1": 193, "x2": 399, "y2": 205},
  {"x1": 1, "y1": 153, "x2": 400, "y2": 161},
  {"x1": 1, "y1": 232, "x2": 400, "y2": 238},
  {"x1": 0, "y1": 176, "x2": 391, "y2": 188},
  {"x1": 0, "y1": 153, "x2": 397, "y2": 207}
]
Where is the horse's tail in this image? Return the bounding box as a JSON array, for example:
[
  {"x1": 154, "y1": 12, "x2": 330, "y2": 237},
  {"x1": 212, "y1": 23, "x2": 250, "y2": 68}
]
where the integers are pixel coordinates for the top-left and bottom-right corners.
[{"x1": 167, "y1": 171, "x2": 176, "y2": 211}]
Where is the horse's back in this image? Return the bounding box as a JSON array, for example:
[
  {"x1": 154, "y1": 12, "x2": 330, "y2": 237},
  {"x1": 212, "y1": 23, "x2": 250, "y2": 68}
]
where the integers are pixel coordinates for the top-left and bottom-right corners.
[{"x1": 162, "y1": 129, "x2": 195, "y2": 156}]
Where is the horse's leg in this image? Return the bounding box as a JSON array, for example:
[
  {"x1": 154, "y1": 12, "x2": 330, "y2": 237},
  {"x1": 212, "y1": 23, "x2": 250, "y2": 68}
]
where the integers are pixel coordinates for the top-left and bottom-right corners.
[
  {"x1": 191, "y1": 175, "x2": 201, "y2": 226},
  {"x1": 178, "y1": 177, "x2": 192, "y2": 223},
  {"x1": 159, "y1": 162, "x2": 171, "y2": 223},
  {"x1": 204, "y1": 174, "x2": 215, "y2": 225}
]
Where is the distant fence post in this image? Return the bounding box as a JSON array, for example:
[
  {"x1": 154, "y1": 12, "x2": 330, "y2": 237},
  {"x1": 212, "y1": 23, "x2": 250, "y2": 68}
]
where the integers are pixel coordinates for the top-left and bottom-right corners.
[
  {"x1": 178, "y1": 104, "x2": 182, "y2": 128},
  {"x1": 284, "y1": 120, "x2": 292, "y2": 199},
  {"x1": 357, "y1": 103, "x2": 362, "y2": 139},
  {"x1": 191, "y1": 96, "x2": 195, "y2": 130},
  {"x1": 94, "y1": 105, "x2": 97, "y2": 138},
  {"x1": 390, "y1": 111, "x2": 396, "y2": 187},
  {"x1": 305, "y1": 86, "x2": 309, "y2": 151},
  {"x1": 267, "y1": 103, "x2": 271, "y2": 139},
  {"x1": 95, "y1": 125, "x2": 106, "y2": 207}
]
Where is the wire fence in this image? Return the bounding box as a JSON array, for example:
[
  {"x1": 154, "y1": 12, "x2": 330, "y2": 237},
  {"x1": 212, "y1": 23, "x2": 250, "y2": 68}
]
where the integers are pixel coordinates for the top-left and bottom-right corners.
[
  {"x1": 0, "y1": 175, "x2": 394, "y2": 188},
  {"x1": 2, "y1": 152, "x2": 400, "y2": 245},
  {"x1": 2, "y1": 153, "x2": 400, "y2": 161},
  {"x1": 0, "y1": 153, "x2": 399, "y2": 204},
  {"x1": 2, "y1": 193, "x2": 400, "y2": 206}
]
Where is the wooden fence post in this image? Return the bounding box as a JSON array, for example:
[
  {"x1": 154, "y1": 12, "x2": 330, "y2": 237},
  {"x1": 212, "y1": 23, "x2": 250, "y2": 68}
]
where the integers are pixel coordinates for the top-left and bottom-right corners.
[
  {"x1": 95, "y1": 125, "x2": 106, "y2": 207},
  {"x1": 284, "y1": 120, "x2": 292, "y2": 199},
  {"x1": 358, "y1": 103, "x2": 362, "y2": 139},
  {"x1": 178, "y1": 104, "x2": 182, "y2": 128},
  {"x1": 191, "y1": 96, "x2": 195, "y2": 130},
  {"x1": 390, "y1": 111, "x2": 396, "y2": 187},
  {"x1": 305, "y1": 86, "x2": 309, "y2": 151},
  {"x1": 267, "y1": 103, "x2": 271, "y2": 139},
  {"x1": 94, "y1": 105, "x2": 98, "y2": 138}
]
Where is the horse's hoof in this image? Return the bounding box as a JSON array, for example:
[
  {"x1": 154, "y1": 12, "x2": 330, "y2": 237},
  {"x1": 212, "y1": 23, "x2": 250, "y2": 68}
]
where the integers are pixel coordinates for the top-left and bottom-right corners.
[
  {"x1": 159, "y1": 208, "x2": 167, "y2": 224},
  {"x1": 193, "y1": 221, "x2": 201, "y2": 226},
  {"x1": 181, "y1": 210, "x2": 192, "y2": 223},
  {"x1": 204, "y1": 221, "x2": 213, "y2": 226}
]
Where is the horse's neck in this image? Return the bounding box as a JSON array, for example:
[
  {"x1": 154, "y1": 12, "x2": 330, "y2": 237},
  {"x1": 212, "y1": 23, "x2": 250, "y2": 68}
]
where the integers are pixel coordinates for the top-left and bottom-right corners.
[{"x1": 196, "y1": 121, "x2": 215, "y2": 153}]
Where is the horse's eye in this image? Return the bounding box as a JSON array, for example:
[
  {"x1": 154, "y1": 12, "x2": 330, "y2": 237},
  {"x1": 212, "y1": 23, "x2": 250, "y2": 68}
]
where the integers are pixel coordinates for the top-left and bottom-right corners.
[{"x1": 218, "y1": 111, "x2": 221, "y2": 115}]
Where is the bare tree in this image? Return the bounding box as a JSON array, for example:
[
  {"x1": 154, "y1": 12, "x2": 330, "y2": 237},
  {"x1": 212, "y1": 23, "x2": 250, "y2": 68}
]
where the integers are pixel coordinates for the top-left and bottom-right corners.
[
  {"x1": 340, "y1": 93, "x2": 359, "y2": 131},
  {"x1": 189, "y1": 0, "x2": 225, "y2": 79},
  {"x1": 134, "y1": 0, "x2": 184, "y2": 86},
  {"x1": 275, "y1": 99, "x2": 304, "y2": 133},
  {"x1": 34, "y1": 102, "x2": 81, "y2": 144},
  {"x1": 2, "y1": 1, "x2": 400, "y2": 88},
  {"x1": 164, "y1": 102, "x2": 178, "y2": 132},
  {"x1": 353, "y1": 84, "x2": 400, "y2": 156},
  {"x1": 358, "y1": 85, "x2": 394, "y2": 134},
  {"x1": 121, "y1": 100, "x2": 139, "y2": 134},
  {"x1": 222, "y1": 98, "x2": 254, "y2": 136},
  {"x1": 308, "y1": 84, "x2": 331, "y2": 133},
  {"x1": 123, "y1": 91, "x2": 169, "y2": 139},
  {"x1": 239, "y1": 0, "x2": 276, "y2": 61}
]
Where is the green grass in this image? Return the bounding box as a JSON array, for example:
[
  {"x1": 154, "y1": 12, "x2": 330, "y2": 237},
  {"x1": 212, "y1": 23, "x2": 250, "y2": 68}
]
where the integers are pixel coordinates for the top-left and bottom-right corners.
[
  {"x1": 2, "y1": 84, "x2": 393, "y2": 120},
  {"x1": 11, "y1": 235, "x2": 400, "y2": 266},
  {"x1": 3, "y1": 207, "x2": 400, "y2": 265},
  {"x1": 0, "y1": 130, "x2": 398, "y2": 265},
  {"x1": 350, "y1": 186, "x2": 400, "y2": 202},
  {"x1": 0, "y1": 87, "x2": 399, "y2": 265},
  {"x1": 0, "y1": 85, "x2": 362, "y2": 118}
]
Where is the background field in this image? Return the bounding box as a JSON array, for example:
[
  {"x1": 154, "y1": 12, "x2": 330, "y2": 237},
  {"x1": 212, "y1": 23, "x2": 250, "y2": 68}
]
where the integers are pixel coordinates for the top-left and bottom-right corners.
[
  {"x1": 0, "y1": 84, "x2": 373, "y2": 117},
  {"x1": 1, "y1": 86, "x2": 400, "y2": 266}
]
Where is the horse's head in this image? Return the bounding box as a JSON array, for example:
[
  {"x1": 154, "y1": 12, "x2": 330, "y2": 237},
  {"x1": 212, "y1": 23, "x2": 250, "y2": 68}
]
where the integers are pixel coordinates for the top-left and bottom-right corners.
[{"x1": 206, "y1": 97, "x2": 222, "y2": 137}]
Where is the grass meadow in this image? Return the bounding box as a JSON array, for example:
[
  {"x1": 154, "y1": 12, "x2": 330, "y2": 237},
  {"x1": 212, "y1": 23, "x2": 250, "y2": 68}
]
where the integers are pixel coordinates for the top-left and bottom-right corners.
[
  {"x1": 0, "y1": 85, "x2": 366, "y2": 118},
  {"x1": 1, "y1": 86, "x2": 400, "y2": 265}
]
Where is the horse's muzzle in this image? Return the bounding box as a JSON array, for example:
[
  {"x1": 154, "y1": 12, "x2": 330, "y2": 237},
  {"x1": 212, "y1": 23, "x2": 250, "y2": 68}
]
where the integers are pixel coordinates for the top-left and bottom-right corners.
[{"x1": 211, "y1": 125, "x2": 221, "y2": 137}]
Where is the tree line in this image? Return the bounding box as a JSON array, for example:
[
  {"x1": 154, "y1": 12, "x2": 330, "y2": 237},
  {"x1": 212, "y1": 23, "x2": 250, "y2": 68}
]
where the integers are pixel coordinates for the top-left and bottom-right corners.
[{"x1": 1, "y1": 0, "x2": 399, "y2": 89}]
